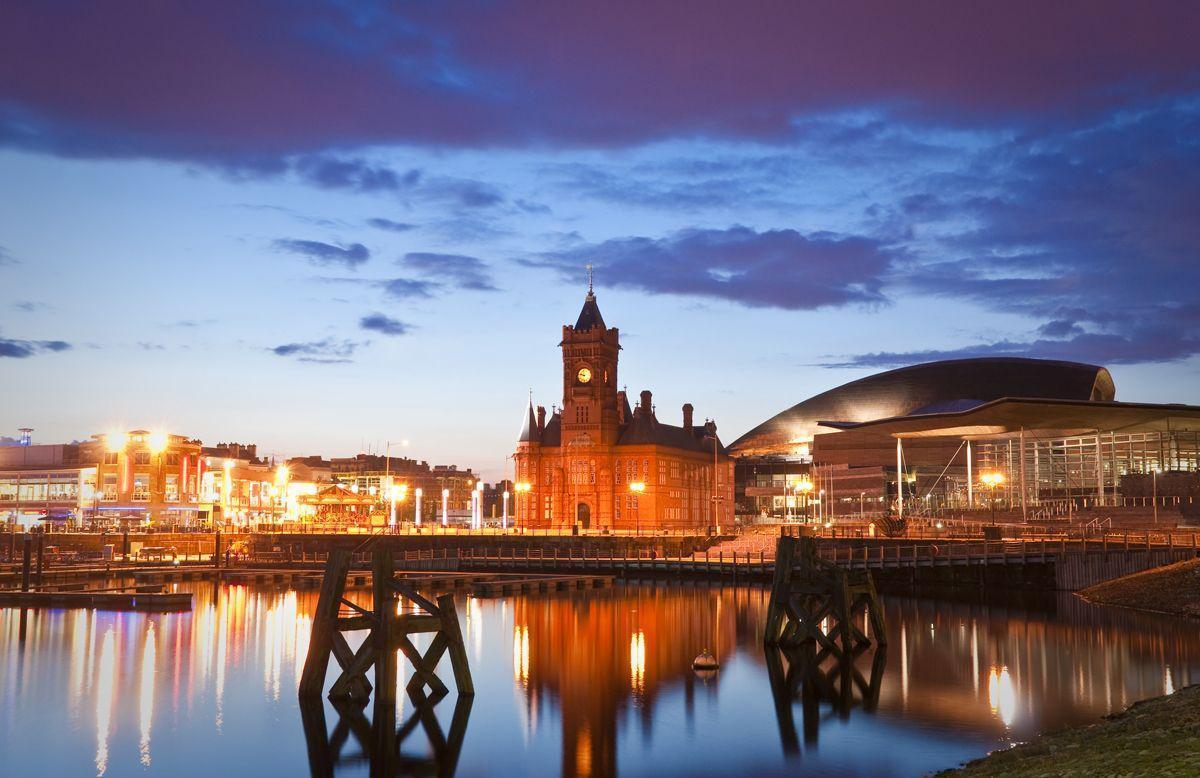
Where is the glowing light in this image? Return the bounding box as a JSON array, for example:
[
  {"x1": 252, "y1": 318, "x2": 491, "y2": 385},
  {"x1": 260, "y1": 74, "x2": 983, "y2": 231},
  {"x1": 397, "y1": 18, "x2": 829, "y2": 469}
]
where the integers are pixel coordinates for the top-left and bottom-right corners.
[
  {"x1": 95, "y1": 628, "x2": 116, "y2": 776},
  {"x1": 105, "y1": 430, "x2": 127, "y2": 452},
  {"x1": 629, "y1": 630, "x2": 646, "y2": 694},
  {"x1": 139, "y1": 621, "x2": 157, "y2": 766},
  {"x1": 515, "y1": 481, "x2": 532, "y2": 493},
  {"x1": 147, "y1": 431, "x2": 169, "y2": 454},
  {"x1": 988, "y1": 666, "x2": 1017, "y2": 727},
  {"x1": 628, "y1": 481, "x2": 645, "y2": 494},
  {"x1": 980, "y1": 471, "x2": 1006, "y2": 489},
  {"x1": 513, "y1": 625, "x2": 530, "y2": 685}
]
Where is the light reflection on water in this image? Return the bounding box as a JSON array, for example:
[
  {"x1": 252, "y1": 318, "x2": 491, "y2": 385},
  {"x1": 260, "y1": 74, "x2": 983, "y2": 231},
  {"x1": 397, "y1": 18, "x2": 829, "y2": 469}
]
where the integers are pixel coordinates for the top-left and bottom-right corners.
[{"x1": 0, "y1": 583, "x2": 1197, "y2": 777}]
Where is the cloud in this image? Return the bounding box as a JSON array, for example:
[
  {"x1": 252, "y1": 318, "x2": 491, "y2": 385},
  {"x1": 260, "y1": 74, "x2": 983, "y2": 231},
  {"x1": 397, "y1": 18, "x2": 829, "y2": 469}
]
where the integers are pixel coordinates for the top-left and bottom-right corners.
[
  {"x1": 0, "y1": 336, "x2": 71, "y2": 358},
  {"x1": 269, "y1": 338, "x2": 362, "y2": 363},
  {"x1": 0, "y1": 245, "x2": 15, "y2": 265},
  {"x1": 380, "y1": 278, "x2": 439, "y2": 300},
  {"x1": 11, "y1": 301, "x2": 49, "y2": 312},
  {"x1": 401, "y1": 252, "x2": 497, "y2": 291},
  {"x1": 367, "y1": 217, "x2": 417, "y2": 233},
  {"x1": 166, "y1": 318, "x2": 215, "y2": 328},
  {"x1": 273, "y1": 238, "x2": 369, "y2": 269},
  {"x1": 294, "y1": 155, "x2": 419, "y2": 193},
  {"x1": 359, "y1": 313, "x2": 410, "y2": 336},
  {"x1": 855, "y1": 97, "x2": 1200, "y2": 366},
  {"x1": 528, "y1": 225, "x2": 896, "y2": 309},
  {"x1": 2, "y1": 3, "x2": 1197, "y2": 165},
  {"x1": 823, "y1": 328, "x2": 1200, "y2": 369}
]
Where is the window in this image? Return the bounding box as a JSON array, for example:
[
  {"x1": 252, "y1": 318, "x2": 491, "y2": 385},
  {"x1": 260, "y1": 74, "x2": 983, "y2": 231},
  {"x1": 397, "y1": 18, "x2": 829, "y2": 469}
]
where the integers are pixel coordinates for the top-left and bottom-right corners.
[
  {"x1": 102, "y1": 474, "x2": 118, "y2": 500},
  {"x1": 134, "y1": 452, "x2": 151, "y2": 465},
  {"x1": 165, "y1": 474, "x2": 179, "y2": 502},
  {"x1": 132, "y1": 474, "x2": 150, "y2": 501},
  {"x1": 103, "y1": 452, "x2": 118, "y2": 465}
]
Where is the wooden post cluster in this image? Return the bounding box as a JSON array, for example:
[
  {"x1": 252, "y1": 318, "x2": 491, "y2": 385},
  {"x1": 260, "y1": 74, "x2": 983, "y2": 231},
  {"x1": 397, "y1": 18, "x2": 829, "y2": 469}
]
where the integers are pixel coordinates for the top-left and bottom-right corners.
[
  {"x1": 763, "y1": 536, "x2": 888, "y2": 753},
  {"x1": 764, "y1": 536, "x2": 887, "y2": 654},
  {"x1": 299, "y1": 548, "x2": 474, "y2": 705}
]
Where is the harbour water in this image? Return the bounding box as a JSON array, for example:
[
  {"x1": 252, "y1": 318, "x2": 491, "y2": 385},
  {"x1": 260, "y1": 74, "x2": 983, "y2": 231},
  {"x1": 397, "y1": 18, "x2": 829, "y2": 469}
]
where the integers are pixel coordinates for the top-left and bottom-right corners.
[{"x1": 1, "y1": 582, "x2": 1195, "y2": 777}]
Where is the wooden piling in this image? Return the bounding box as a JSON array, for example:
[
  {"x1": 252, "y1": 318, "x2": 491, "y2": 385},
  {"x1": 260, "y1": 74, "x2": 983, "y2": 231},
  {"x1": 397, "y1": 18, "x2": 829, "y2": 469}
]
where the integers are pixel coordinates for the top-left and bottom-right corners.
[
  {"x1": 299, "y1": 548, "x2": 473, "y2": 706},
  {"x1": 764, "y1": 536, "x2": 886, "y2": 653},
  {"x1": 35, "y1": 532, "x2": 45, "y2": 587},
  {"x1": 21, "y1": 534, "x2": 32, "y2": 592}
]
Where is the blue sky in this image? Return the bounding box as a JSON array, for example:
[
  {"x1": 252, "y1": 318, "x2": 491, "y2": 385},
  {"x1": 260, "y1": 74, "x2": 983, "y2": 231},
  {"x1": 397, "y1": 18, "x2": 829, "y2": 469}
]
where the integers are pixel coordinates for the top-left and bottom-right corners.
[{"x1": 2, "y1": 2, "x2": 1198, "y2": 478}]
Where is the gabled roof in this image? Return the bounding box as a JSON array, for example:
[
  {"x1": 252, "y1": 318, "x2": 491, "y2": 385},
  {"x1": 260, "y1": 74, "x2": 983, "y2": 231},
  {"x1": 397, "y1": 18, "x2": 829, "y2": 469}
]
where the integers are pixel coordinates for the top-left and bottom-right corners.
[{"x1": 574, "y1": 292, "x2": 606, "y2": 331}]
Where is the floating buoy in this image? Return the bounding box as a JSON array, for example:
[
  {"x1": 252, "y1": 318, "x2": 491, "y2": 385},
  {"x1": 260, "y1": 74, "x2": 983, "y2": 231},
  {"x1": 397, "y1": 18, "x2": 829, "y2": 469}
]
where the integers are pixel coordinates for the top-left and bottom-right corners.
[{"x1": 692, "y1": 649, "x2": 719, "y2": 672}]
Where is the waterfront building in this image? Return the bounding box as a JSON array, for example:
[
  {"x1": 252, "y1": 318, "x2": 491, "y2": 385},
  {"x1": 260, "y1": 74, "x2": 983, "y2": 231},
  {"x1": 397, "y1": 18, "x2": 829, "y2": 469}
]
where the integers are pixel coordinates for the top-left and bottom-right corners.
[
  {"x1": 0, "y1": 438, "x2": 100, "y2": 527},
  {"x1": 514, "y1": 284, "x2": 734, "y2": 531},
  {"x1": 729, "y1": 358, "x2": 1200, "y2": 521},
  {"x1": 311, "y1": 453, "x2": 479, "y2": 525},
  {"x1": 93, "y1": 429, "x2": 206, "y2": 525}
]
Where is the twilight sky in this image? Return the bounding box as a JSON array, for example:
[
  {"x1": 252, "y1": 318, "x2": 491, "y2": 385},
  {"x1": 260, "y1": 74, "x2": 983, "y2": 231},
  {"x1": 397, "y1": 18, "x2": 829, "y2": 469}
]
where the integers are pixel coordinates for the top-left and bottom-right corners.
[{"x1": 1, "y1": 1, "x2": 1199, "y2": 479}]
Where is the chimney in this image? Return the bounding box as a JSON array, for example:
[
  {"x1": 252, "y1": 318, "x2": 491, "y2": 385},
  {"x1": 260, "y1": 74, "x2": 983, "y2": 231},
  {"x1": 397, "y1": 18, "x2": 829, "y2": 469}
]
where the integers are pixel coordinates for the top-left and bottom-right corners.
[
  {"x1": 537, "y1": 405, "x2": 546, "y2": 432},
  {"x1": 640, "y1": 390, "x2": 652, "y2": 414},
  {"x1": 616, "y1": 391, "x2": 628, "y2": 424},
  {"x1": 682, "y1": 403, "x2": 694, "y2": 431}
]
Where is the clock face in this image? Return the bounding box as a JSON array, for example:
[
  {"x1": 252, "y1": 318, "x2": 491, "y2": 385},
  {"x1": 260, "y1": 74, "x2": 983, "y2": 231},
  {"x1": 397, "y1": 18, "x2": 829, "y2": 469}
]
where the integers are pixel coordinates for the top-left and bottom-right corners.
[{"x1": 577, "y1": 367, "x2": 592, "y2": 383}]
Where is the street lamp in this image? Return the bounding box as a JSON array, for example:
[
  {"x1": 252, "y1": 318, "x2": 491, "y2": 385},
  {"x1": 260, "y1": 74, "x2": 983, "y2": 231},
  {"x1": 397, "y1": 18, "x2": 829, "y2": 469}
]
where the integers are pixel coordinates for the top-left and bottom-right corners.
[
  {"x1": 441, "y1": 488, "x2": 450, "y2": 528},
  {"x1": 414, "y1": 487, "x2": 422, "y2": 528},
  {"x1": 514, "y1": 481, "x2": 531, "y2": 530},
  {"x1": 980, "y1": 471, "x2": 1005, "y2": 526},
  {"x1": 797, "y1": 478, "x2": 813, "y2": 523},
  {"x1": 629, "y1": 481, "x2": 645, "y2": 536},
  {"x1": 502, "y1": 489, "x2": 510, "y2": 530}
]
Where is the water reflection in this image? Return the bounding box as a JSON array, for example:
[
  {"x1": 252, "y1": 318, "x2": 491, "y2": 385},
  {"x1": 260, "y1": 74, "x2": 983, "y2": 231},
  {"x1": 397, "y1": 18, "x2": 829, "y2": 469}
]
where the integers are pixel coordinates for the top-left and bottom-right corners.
[
  {"x1": 765, "y1": 644, "x2": 887, "y2": 753},
  {"x1": 1, "y1": 582, "x2": 1199, "y2": 776},
  {"x1": 300, "y1": 688, "x2": 473, "y2": 777}
]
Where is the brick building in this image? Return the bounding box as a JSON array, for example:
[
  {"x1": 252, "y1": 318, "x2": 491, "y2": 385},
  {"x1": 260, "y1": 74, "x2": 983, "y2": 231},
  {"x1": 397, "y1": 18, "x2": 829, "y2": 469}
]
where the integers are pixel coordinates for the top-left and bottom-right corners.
[{"x1": 513, "y1": 284, "x2": 733, "y2": 531}]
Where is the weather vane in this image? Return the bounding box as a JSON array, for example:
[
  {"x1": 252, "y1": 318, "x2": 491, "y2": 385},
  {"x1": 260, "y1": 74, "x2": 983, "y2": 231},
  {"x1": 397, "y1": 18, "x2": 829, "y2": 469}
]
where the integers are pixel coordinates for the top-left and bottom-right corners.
[{"x1": 586, "y1": 263, "x2": 594, "y2": 294}]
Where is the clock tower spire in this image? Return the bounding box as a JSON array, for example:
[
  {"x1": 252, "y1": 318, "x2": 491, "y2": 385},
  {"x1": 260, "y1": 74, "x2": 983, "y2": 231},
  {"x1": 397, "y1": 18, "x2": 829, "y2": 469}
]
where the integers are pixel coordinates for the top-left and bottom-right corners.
[{"x1": 561, "y1": 276, "x2": 620, "y2": 447}]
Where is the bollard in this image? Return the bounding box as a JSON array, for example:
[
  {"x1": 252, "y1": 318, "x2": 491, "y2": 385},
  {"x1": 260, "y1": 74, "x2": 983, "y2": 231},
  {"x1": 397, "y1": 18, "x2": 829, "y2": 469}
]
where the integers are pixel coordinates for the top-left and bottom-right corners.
[{"x1": 214, "y1": 530, "x2": 222, "y2": 569}]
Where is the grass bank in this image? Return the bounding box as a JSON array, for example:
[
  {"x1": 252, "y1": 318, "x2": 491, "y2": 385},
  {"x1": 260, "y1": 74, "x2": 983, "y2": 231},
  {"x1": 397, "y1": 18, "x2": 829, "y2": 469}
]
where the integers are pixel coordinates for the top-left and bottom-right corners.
[
  {"x1": 940, "y1": 685, "x2": 1200, "y2": 776},
  {"x1": 1081, "y1": 557, "x2": 1200, "y2": 618}
]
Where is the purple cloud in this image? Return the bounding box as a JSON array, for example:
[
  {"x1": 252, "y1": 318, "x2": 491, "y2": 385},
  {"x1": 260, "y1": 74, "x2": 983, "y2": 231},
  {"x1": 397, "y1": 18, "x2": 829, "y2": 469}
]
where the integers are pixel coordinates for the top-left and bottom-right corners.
[
  {"x1": 359, "y1": 313, "x2": 410, "y2": 336},
  {"x1": 380, "y1": 278, "x2": 439, "y2": 300},
  {"x1": 401, "y1": 252, "x2": 497, "y2": 291},
  {"x1": 270, "y1": 338, "x2": 361, "y2": 363},
  {"x1": 273, "y1": 238, "x2": 369, "y2": 269},
  {"x1": 2, "y1": 2, "x2": 1197, "y2": 165},
  {"x1": 0, "y1": 336, "x2": 71, "y2": 358},
  {"x1": 367, "y1": 218, "x2": 417, "y2": 233},
  {"x1": 529, "y1": 226, "x2": 896, "y2": 310}
]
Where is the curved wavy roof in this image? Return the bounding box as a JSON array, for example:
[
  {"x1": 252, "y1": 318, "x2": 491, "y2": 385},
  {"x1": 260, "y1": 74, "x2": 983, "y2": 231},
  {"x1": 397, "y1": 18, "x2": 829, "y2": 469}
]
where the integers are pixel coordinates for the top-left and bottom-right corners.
[{"x1": 728, "y1": 357, "x2": 1115, "y2": 457}]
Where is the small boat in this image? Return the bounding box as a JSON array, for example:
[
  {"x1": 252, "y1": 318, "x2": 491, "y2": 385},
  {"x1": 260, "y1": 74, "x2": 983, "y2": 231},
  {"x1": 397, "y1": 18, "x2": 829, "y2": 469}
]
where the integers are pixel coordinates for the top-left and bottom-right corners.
[{"x1": 692, "y1": 649, "x2": 719, "y2": 671}]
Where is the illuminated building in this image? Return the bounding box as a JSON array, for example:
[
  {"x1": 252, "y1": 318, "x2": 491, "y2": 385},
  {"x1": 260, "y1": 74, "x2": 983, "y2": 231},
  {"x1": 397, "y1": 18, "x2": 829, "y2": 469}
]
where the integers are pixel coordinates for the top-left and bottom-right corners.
[
  {"x1": 514, "y1": 283, "x2": 734, "y2": 531},
  {"x1": 730, "y1": 358, "x2": 1200, "y2": 520},
  {"x1": 299, "y1": 453, "x2": 479, "y2": 525},
  {"x1": 0, "y1": 438, "x2": 100, "y2": 527},
  {"x1": 92, "y1": 429, "x2": 205, "y2": 525}
]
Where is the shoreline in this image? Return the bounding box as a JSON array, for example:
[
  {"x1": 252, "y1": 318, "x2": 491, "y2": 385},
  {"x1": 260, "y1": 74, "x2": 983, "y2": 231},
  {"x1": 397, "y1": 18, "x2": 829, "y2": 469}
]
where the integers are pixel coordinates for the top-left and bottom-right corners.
[
  {"x1": 1079, "y1": 557, "x2": 1200, "y2": 619},
  {"x1": 939, "y1": 685, "x2": 1200, "y2": 776}
]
